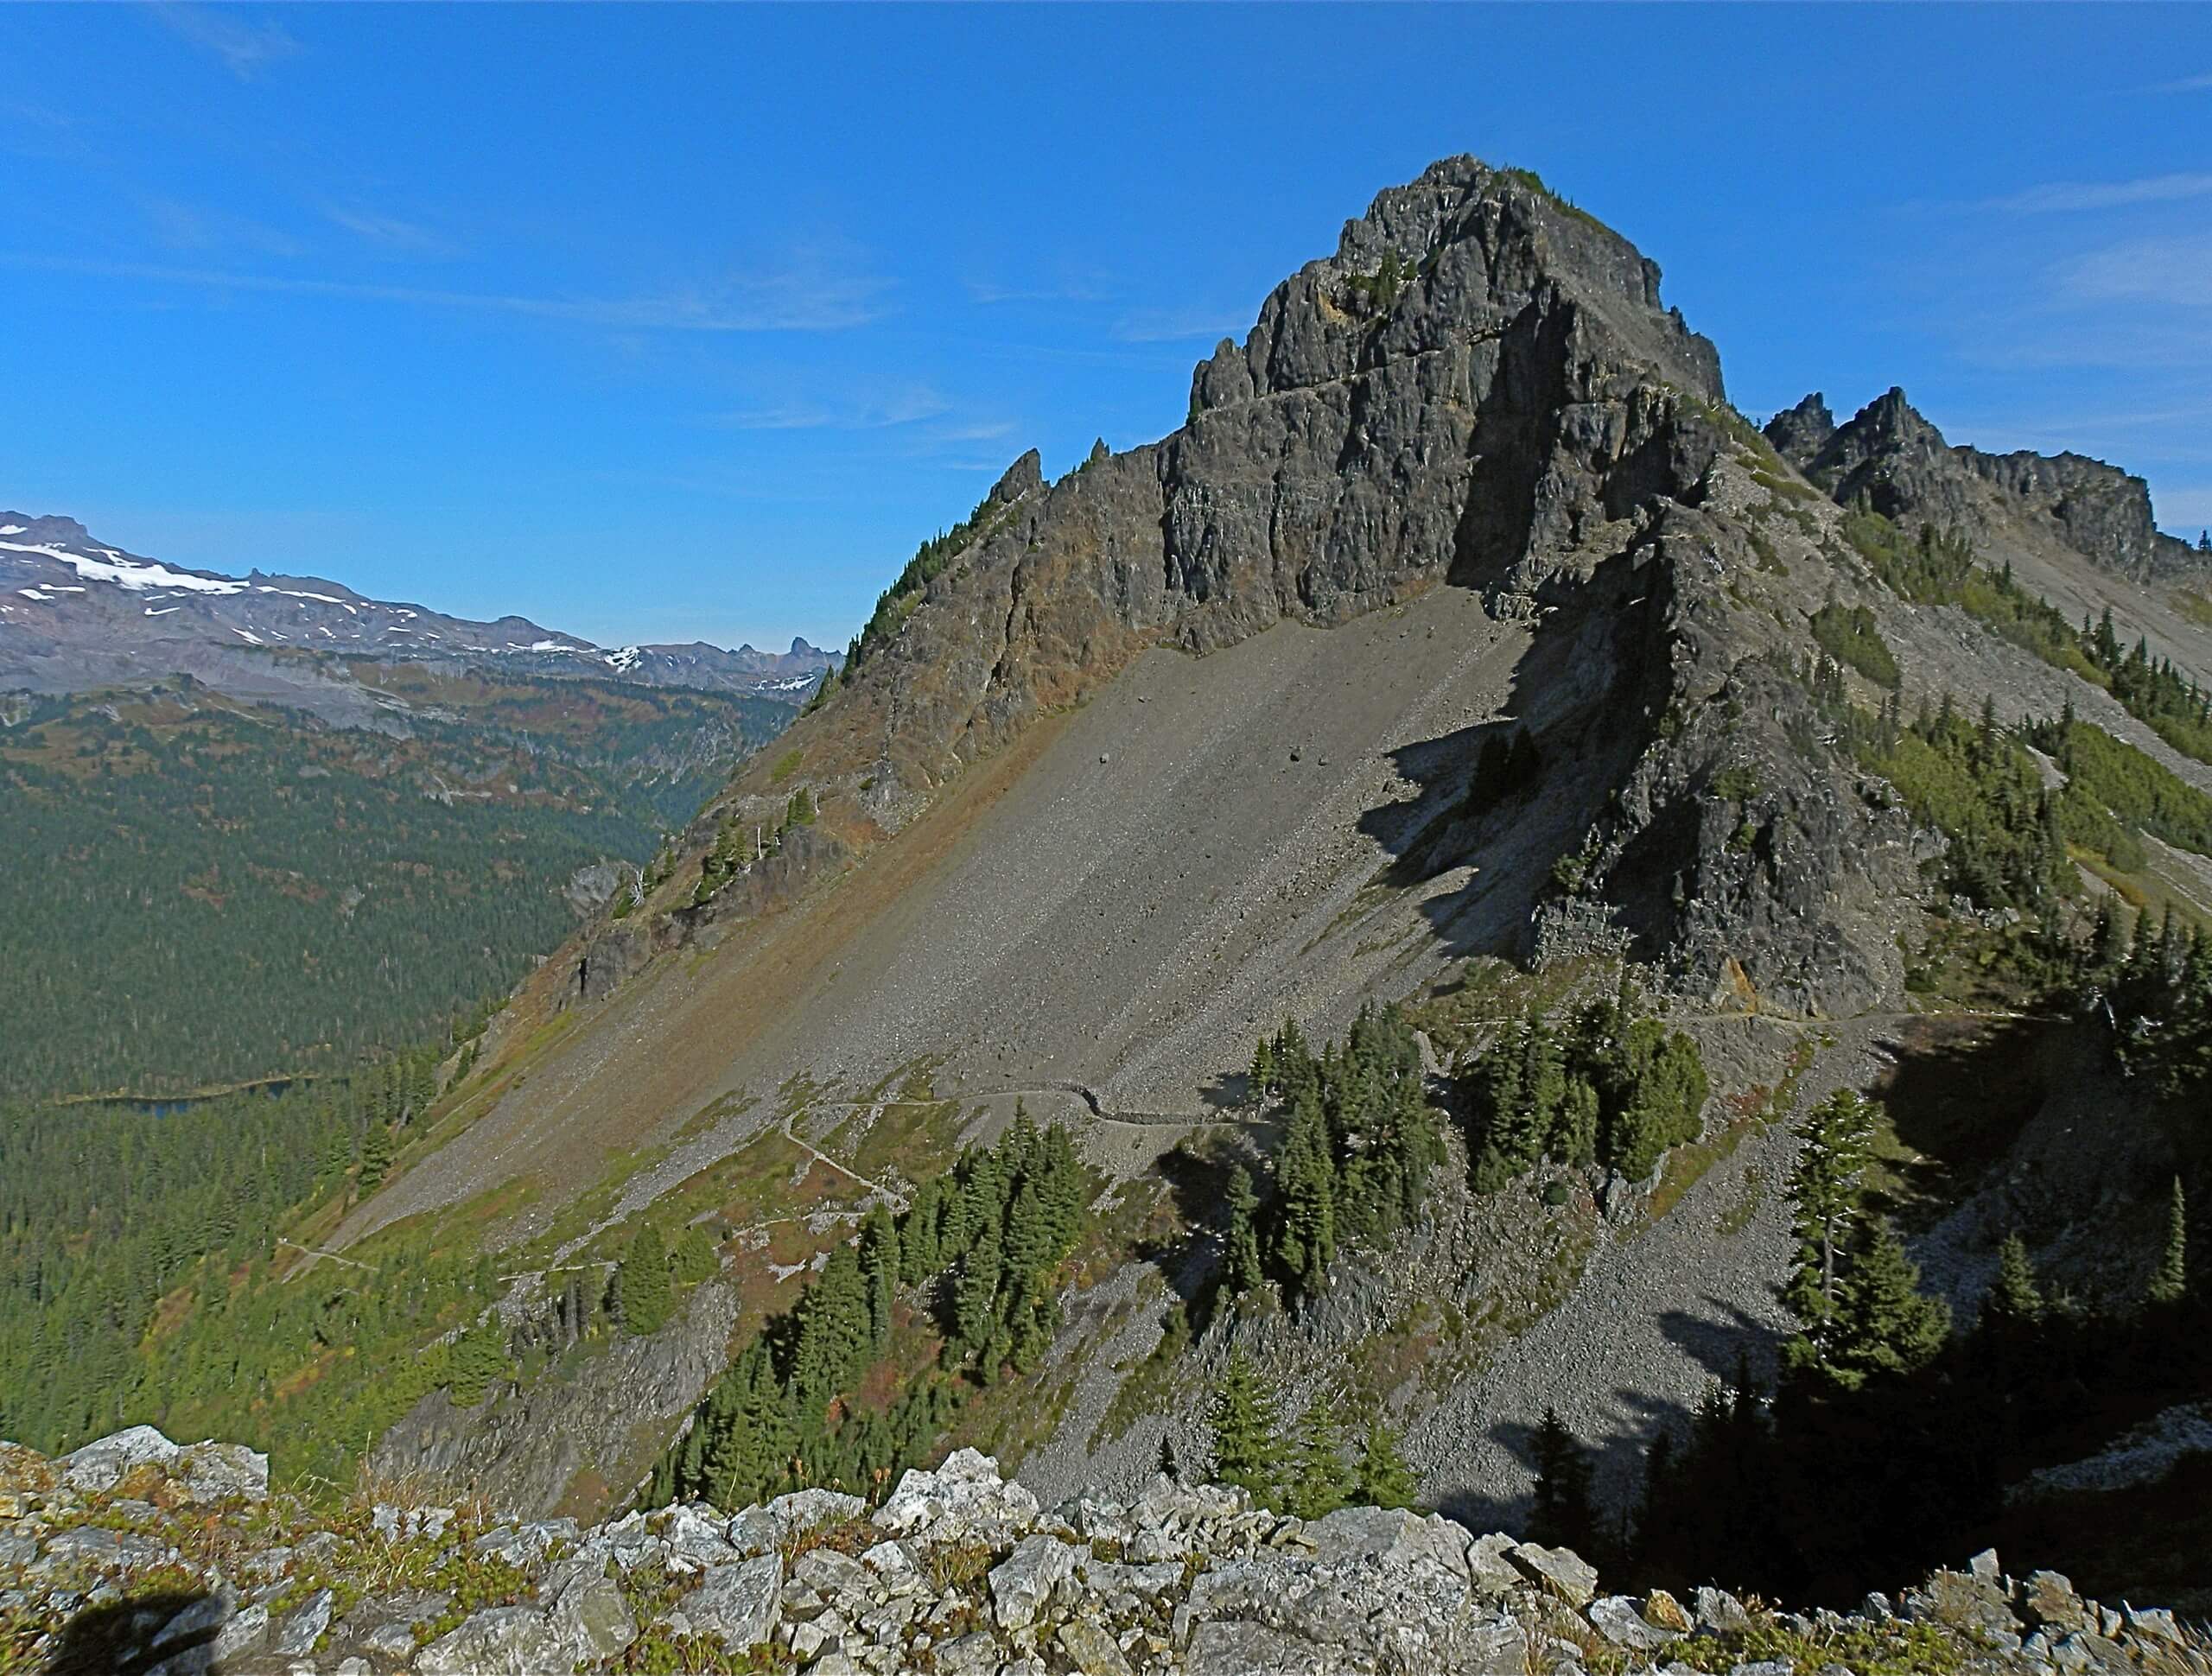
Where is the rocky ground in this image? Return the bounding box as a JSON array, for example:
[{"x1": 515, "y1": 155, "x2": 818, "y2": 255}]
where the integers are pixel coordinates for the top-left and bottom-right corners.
[{"x1": 7, "y1": 1426, "x2": 2207, "y2": 1676}]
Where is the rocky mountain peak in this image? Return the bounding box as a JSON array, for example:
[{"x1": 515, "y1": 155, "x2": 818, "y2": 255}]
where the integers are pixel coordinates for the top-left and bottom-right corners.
[
  {"x1": 0, "y1": 511, "x2": 93, "y2": 545},
  {"x1": 1789, "y1": 387, "x2": 2202, "y2": 581},
  {"x1": 785, "y1": 156, "x2": 1749, "y2": 826},
  {"x1": 987, "y1": 448, "x2": 1045, "y2": 507},
  {"x1": 1190, "y1": 156, "x2": 1722, "y2": 421},
  {"x1": 1761, "y1": 391, "x2": 1836, "y2": 465}
]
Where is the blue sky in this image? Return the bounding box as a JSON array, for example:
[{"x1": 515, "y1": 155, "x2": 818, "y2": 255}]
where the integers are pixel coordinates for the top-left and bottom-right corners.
[{"x1": 5, "y1": 5, "x2": 2209, "y2": 651}]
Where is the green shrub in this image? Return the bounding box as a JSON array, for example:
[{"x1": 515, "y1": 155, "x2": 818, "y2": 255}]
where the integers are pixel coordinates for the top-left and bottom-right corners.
[{"x1": 1809, "y1": 600, "x2": 1901, "y2": 689}]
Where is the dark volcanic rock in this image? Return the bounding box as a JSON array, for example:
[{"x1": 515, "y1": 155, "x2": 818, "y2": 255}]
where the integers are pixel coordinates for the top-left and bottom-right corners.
[
  {"x1": 836, "y1": 156, "x2": 1728, "y2": 798},
  {"x1": 1761, "y1": 392, "x2": 1835, "y2": 467},
  {"x1": 652, "y1": 156, "x2": 1923, "y2": 1019},
  {"x1": 987, "y1": 448, "x2": 1045, "y2": 506},
  {"x1": 1788, "y1": 388, "x2": 2203, "y2": 581}
]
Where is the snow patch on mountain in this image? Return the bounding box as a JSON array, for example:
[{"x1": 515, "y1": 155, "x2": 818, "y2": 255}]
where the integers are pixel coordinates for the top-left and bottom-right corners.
[{"x1": 0, "y1": 539, "x2": 249, "y2": 597}]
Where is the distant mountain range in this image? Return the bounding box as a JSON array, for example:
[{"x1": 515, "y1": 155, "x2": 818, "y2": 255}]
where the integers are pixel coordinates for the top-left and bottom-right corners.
[{"x1": 0, "y1": 510, "x2": 840, "y2": 714}]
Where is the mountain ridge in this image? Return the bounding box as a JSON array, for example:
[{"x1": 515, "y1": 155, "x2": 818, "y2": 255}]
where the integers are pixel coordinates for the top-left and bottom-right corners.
[
  {"x1": 1764, "y1": 387, "x2": 2206, "y2": 585},
  {"x1": 0, "y1": 508, "x2": 840, "y2": 714}
]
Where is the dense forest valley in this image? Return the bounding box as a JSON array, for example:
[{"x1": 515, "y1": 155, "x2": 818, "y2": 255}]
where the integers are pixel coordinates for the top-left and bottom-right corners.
[{"x1": 0, "y1": 670, "x2": 791, "y2": 1094}]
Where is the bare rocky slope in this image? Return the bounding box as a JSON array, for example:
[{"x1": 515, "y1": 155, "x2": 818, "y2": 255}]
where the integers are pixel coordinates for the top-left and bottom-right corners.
[{"x1": 304, "y1": 158, "x2": 2211, "y2": 1591}]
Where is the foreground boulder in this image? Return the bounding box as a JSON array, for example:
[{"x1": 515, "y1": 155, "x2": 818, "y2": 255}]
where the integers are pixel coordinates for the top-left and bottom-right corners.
[{"x1": 3, "y1": 1426, "x2": 2208, "y2": 1674}]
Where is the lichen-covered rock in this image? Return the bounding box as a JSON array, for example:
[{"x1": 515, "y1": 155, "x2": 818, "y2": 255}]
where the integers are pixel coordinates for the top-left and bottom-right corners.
[
  {"x1": 1056, "y1": 1616, "x2": 1136, "y2": 1676},
  {"x1": 272, "y1": 1587, "x2": 334, "y2": 1656},
  {"x1": 2, "y1": 1432, "x2": 2205, "y2": 1676},
  {"x1": 875, "y1": 1447, "x2": 1042, "y2": 1546},
  {"x1": 547, "y1": 1568, "x2": 637, "y2": 1665},
  {"x1": 1588, "y1": 1593, "x2": 1681, "y2": 1650},
  {"x1": 416, "y1": 1605, "x2": 565, "y2": 1675},
  {"x1": 684, "y1": 1552, "x2": 781, "y2": 1648},
  {"x1": 1509, "y1": 1541, "x2": 1599, "y2": 1606},
  {"x1": 766, "y1": 1486, "x2": 867, "y2": 1540},
  {"x1": 989, "y1": 1533, "x2": 1078, "y2": 1630},
  {"x1": 61, "y1": 1426, "x2": 269, "y2": 1506},
  {"x1": 1303, "y1": 1504, "x2": 1472, "y2": 1577}
]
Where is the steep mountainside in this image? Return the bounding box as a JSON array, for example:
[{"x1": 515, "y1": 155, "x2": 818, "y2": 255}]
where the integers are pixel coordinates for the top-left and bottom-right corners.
[
  {"x1": 0, "y1": 510, "x2": 837, "y2": 714},
  {"x1": 21, "y1": 158, "x2": 2212, "y2": 1619},
  {"x1": 1766, "y1": 390, "x2": 2212, "y2": 673}
]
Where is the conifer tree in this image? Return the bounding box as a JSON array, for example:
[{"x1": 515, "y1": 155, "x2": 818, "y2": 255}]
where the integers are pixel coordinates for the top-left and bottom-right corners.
[
  {"x1": 1272, "y1": 1091, "x2": 1336, "y2": 1296},
  {"x1": 1001, "y1": 1181, "x2": 1051, "y2": 1303},
  {"x1": 356, "y1": 1121, "x2": 395, "y2": 1197},
  {"x1": 670, "y1": 1225, "x2": 719, "y2": 1286},
  {"x1": 2149, "y1": 1176, "x2": 2189, "y2": 1305},
  {"x1": 1208, "y1": 1351, "x2": 1282, "y2": 1507},
  {"x1": 1249, "y1": 1038, "x2": 1275, "y2": 1102},
  {"x1": 1528, "y1": 1406, "x2": 1599, "y2": 1555},
  {"x1": 1832, "y1": 1221, "x2": 1950, "y2": 1387},
  {"x1": 615, "y1": 1225, "x2": 675, "y2": 1337},
  {"x1": 1222, "y1": 1165, "x2": 1265, "y2": 1297},
  {"x1": 1986, "y1": 1232, "x2": 2044, "y2": 1326},
  {"x1": 446, "y1": 1318, "x2": 512, "y2": 1407},
  {"x1": 952, "y1": 1219, "x2": 1002, "y2": 1358},
  {"x1": 1783, "y1": 1089, "x2": 1876, "y2": 1374},
  {"x1": 1286, "y1": 1396, "x2": 1354, "y2": 1519},
  {"x1": 859, "y1": 1206, "x2": 900, "y2": 1349},
  {"x1": 1352, "y1": 1412, "x2": 1415, "y2": 1510}
]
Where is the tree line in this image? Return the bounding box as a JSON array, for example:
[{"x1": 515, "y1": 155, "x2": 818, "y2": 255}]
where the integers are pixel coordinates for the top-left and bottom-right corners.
[
  {"x1": 0, "y1": 1024, "x2": 501, "y2": 1473},
  {"x1": 1230, "y1": 1004, "x2": 1447, "y2": 1303},
  {"x1": 1843, "y1": 506, "x2": 2212, "y2": 767},
  {"x1": 1456, "y1": 983, "x2": 1709, "y2": 1190},
  {"x1": 652, "y1": 1109, "x2": 1087, "y2": 1511},
  {"x1": 1202, "y1": 1349, "x2": 1415, "y2": 1519}
]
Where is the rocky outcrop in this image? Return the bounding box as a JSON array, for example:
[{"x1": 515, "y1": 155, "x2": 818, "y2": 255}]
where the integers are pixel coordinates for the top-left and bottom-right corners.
[
  {"x1": 370, "y1": 1279, "x2": 743, "y2": 1518},
  {"x1": 1769, "y1": 386, "x2": 2203, "y2": 581},
  {"x1": 619, "y1": 156, "x2": 1922, "y2": 1017},
  {"x1": 823, "y1": 158, "x2": 1726, "y2": 801},
  {"x1": 8, "y1": 1429, "x2": 2205, "y2": 1676},
  {"x1": 1761, "y1": 392, "x2": 1834, "y2": 463}
]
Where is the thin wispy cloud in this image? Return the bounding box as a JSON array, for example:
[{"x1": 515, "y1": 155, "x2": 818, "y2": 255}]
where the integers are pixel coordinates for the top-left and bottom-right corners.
[
  {"x1": 966, "y1": 275, "x2": 1115, "y2": 306},
  {"x1": 0, "y1": 251, "x2": 893, "y2": 333},
  {"x1": 716, "y1": 404, "x2": 837, "y2": 432},
  {"x1": 143, "y1": 197, "x2": 303, "y2": 259},
  {"x1": 1112, "y1": 306, "x2": 1246, "y2": 344},
  {"x1": 324, "y1": 206, "x2": 453, "y2": 257},
  {"x1": 2147, "y1": 70, "x2": 2212, "y2": 94},
  {"x1": 714, "y1": 388, "x2": 948, "y2": 431},
  {"x1": 153, "y1": 4, "x2": 302, "y2": 80},
  {"x1": 1987, "y1": 173, "x2": 2212, "y2": 214},
  {"x1": 931, "y1": 420, "x2": 1016, "y2": 443},
  {"x1": 2061, "y1": 232, "x2": 2212, "y2": 309}
]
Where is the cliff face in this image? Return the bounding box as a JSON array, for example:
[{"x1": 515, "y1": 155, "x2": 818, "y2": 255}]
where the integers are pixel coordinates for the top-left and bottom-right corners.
[
  {"x1": 1770, "y1": 386, "x2": 2204, "y2": 583},
  {"x1": 666, "y1": 157, "x2": 1914, "y2": 1020},
  {"x1": 806, "y1": 157, "x2": 1727, "y2": 809},
  {"x1": 9, "y1": 1426, "x2": 2207, "y2": 1676}
]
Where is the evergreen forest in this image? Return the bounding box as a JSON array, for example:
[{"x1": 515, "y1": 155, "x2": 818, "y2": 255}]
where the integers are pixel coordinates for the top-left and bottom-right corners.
[{"x1": 0, "y1": 674, "x2": 788, "y2": 1095}]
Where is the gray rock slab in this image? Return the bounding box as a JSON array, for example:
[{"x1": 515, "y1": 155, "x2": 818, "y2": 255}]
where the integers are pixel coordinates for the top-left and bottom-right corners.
[
  {"x1": 686, "y1": 1552, "x2": 781, "y2": 1648},
  {"x1": 415, "y1": 1606, "x2": 565, "y2": 1676}
]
